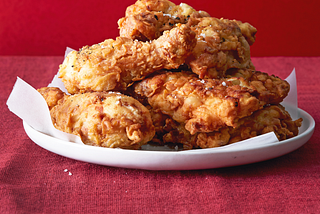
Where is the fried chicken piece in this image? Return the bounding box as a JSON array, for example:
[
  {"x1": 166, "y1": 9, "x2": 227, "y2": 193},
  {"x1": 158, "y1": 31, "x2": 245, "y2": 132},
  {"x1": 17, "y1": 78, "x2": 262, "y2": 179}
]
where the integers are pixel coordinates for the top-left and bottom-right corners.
[
  {"x1": 134, "y1": 71, "x2": 262, "y2": 135},
  {"x1": 146, "y1": 106, "x2": 172, "y2": 144},
  {"x1": 119, "y1": 0, "x2": 256, "y2": 46},
  {"x1": 187, "y1": 17, "x2": 256, "y2": 79},
  {"x1": 118, "y1": 0, "x2": 210, "y2": 41},
  {"x1": 226, "y1": 69, "x2": 290, "y2": 104},
  {"x1": 118, "y1": 1, "x2": 257, "y2": 79},
  {"x1": 123, "y1": 0, "x2": 209, "y2": 18},
  {"x1": 227, "y1": 104, "x2": 302, "y2": 144},
  {"x1": 37, "y1": 87, "x2": 155, "y2": 149},
  {"x1": 248, "y1": 71, "x2": 290, "y2": 104},
  {"x1": 235, "y1": 21, "x2": 257, "y2": 46},
  {"x1": 58, "y1": 24, "x2": 196, "y2": 94},
  {"x1": 37, "y1": 87, "x2": 64, "y2": 110},
  {"x1": 154, "y1": 104, "x2": 302, "y2": 149}
]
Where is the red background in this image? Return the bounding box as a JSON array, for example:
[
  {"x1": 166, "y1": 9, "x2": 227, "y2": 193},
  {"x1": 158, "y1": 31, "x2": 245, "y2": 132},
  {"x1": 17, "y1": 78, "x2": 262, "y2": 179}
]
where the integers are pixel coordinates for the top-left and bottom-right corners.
[{"x1": 1, "y1": 0, "x2": 319, "y2": 56}]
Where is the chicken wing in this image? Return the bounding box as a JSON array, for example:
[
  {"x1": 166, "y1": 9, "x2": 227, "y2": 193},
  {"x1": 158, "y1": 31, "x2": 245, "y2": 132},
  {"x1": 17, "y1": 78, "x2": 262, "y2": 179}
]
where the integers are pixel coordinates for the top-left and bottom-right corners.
[
  {"x1": 118, "y1": 0, "x2": 210, "y2": 41},
  {"x1": 37, "y1": 87, "x2": 155, "y2": 149},
  {"x1": 58, "y1": 23, "x2": 196, "y2": 94},
  {"x1": 134, "y1": 71, "x2": 262, "y2": 135}
]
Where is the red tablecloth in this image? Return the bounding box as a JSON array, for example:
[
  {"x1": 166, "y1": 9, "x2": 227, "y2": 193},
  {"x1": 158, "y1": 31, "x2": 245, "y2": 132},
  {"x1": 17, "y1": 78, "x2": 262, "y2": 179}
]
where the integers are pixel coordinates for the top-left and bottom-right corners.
[
  {"x1": 1, "y1": 0, "x2": 320, "y2": 57},
  {"x1": 1, "y1": 56, "x2": 319, "y2": 213}
]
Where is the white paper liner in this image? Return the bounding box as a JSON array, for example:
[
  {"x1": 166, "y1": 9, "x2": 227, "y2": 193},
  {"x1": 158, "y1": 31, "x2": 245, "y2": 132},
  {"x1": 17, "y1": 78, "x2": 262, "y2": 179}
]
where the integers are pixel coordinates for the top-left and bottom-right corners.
[
  {"x1": 7, "y1": 77, "x2": 83, "y2": 144},
  {"x1": 6, "y1": 53, "x2": 299, "y2": 151}
]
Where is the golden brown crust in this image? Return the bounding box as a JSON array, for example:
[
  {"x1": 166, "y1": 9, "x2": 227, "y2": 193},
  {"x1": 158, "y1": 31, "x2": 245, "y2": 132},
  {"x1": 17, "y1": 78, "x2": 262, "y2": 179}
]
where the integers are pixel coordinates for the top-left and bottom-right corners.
[
  {"x1": 187, "y1": 17, "x2": 255, "y2": 79},
  {"x1": 118, "y1": 0, "x2": 257, "y2": 79},
  {"x1": 118, "y1": 0, "x2": 210, "y2": 41},
  {"x1": 38, "y1": 87, "x2": 155, "y2": 149},
  {"x1": 37, "y1": 87, "x2": 65, "y2": 110},
  {"x1": 248, "y1": 71, "x2": 290, "y2": 104},
  {"x1": 124, "y1": 0, "x2": 177, "y2": 16},
  {"x1": 42, "y1": 0, "x2": 301, "y2": 151},
  {"x1": 226, "y1": 69, "x2": 290, "y2": 104},
  {"x1": 151, "y1": 104, "x2": 302, "y2": 149},
  {"x1": 228, "y1": 104, "x2": 302, "y2": 143},
  {"x1": 235, "y1": 20, "x2": 257, "y2": 46},
  {"x1": 58, "y1": 24, "x2": 196, "y2": 94},
  {"x1": 134, "y1": 71, "x2": 262, "y2": 134}
]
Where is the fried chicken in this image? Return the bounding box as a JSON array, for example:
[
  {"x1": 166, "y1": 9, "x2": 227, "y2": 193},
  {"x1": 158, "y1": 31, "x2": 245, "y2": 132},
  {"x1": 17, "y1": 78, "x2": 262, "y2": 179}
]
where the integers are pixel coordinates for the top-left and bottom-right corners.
[
  {"x1": 118, "y1": 0, "x2": 257, "y2": 79},
  {"x1": 58, "y1": 24, "x2": 196, "y2": 94},
  {"x1": 118, "y1": 0, "x2": 210, "y2": 41},
  {"x1": 37, "y1": 87, "x2": 155, "y2": 149},
  {"x1": 248, "y1": 71, "x2": 290, "y2": 104},
  {"x1": 43, "y1": 0, "x2": 300, "y2": 152},
  {"x1": 134, "y1": 71, "x2": 262, "y2": 135},
  {"x1": 119, "y1": 0, "x2": 256, "y2": 46},
  {"x1": 149, "y1": 104, "x2": 302, "y2": 149},
  {"x1": 226, "y1": 69, "x2": 290, "y2": 104},
  {"x1": 187, "y1": 17, "x2": 256, "y2": 79},
  {"x1": 235, "y1": 20, "x2": 257, "y2": 46},
  {"x1": 136, "y1": 68, "x2": 292, "y2": 148}
]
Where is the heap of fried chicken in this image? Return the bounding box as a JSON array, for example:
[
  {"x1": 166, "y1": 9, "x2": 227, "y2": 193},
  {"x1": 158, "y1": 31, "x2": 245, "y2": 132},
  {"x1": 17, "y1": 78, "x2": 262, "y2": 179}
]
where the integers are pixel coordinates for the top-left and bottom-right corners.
[{"x1": 38, "y1": 0, "x2": 302, "y2": 150}]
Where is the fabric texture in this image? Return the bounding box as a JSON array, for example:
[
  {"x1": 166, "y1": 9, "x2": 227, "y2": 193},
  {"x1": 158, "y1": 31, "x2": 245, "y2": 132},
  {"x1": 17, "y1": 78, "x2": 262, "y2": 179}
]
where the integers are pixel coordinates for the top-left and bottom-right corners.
[
  {"x1": 0, "y1": 0, "x2": 319, "y2": 57},
  {"x1": 0, "y1": 56, "x2": 319, "y2": 213}
]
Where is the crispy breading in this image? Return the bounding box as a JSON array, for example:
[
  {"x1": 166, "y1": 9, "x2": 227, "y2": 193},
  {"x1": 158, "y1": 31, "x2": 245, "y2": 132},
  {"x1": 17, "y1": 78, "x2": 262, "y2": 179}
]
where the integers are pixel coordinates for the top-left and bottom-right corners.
[
  {"x1": 119, "y1": 0, "x2": 256, "y2": 46},
  {"x1": 45, "y1": 0, "x2": 300, "y2": 152},
  {"x1": 37, "y1": 87, "x2": 155, "y2": 149},
  {"x1": 247, "y1": 71, "x2": 290, "y2": 104},
  {"x1": 118, "y1": 0, "x2": 210, "y2": 41},
  {"x1": 123, "y1": 0, "x2": 202, "y2": 17},
  {"x1": 37, "y1": 87, "x2": 65, "y2": 110},
  {"x1": 235, "y1": 21, "x2": 257, "y2": 46},
  {"x1": 146, "y1": 106, "x2": 172, "y2": 144},
  {"x1": 151, "y1": 104, "x2": 302, "y2": 149},
  {"x1": 187, "y1": 17, "x2": 255, "y2": 79},
  {"x1": 58, "y1": 24, "x2": 196, "y2": 94},
  {"x1": 227, "y1": 104, "x2": 302, "y2": 144},
  {"x1": 134, "y1": 71, "x2": 262, "y2": 134},
  {"x1": 118, "y1": 0, "x2": 257, "y2": 79},
  {"x1": 226, "y1": 69, "x2": 290, "y2": 104}
]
